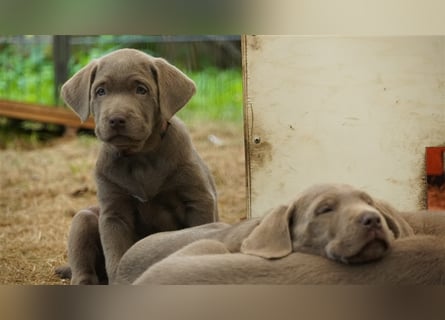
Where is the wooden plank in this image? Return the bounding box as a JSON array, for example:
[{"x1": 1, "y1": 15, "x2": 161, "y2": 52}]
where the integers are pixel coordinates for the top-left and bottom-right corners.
[{"x1": 0, "y1": 99, "x2": 95, "y2": 129}]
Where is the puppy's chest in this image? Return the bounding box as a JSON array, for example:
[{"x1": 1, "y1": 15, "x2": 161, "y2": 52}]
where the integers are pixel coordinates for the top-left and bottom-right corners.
[{"x1": 104, "y1": 155, "x2": 178, "y2": 201}]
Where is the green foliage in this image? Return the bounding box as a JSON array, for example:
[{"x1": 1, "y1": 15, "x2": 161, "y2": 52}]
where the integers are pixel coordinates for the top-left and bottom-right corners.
[{"x1": 0, "y1": 43, "x2": 54, "y2": 105}]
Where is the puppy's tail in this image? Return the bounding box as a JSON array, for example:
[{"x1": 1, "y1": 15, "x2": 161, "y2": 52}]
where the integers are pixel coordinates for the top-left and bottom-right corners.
[{"x1": 54, "y1": 265, "x2": 72, "y2": 280}]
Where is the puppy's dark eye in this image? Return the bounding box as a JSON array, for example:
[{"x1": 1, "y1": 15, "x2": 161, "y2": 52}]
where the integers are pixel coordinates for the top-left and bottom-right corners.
[
  {"x1": 96, "y1": 87, "x2": 106, "y2": 96},
  {"x1": 136, "y1": 86, "x2": 148, "y2": 95}
]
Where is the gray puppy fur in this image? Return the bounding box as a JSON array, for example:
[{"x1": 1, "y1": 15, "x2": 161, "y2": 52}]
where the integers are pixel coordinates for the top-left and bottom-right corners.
[
  {"x1": 134, "y1": 209, "x2": 445, "y2": 284},
  {"x1": 134, "y1": 234, "x2": 445, "y2": 285}
]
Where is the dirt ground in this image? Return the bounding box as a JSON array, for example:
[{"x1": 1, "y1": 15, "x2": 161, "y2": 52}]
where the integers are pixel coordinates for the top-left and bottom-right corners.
[{"x1": 0, "y1": 122, "x2": 246, "y2": 284}]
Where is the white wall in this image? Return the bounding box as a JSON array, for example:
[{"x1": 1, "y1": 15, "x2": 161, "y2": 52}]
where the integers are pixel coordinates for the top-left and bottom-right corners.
[{"x1": 243, "y1": 36, "x2": 445, "y2": 217}]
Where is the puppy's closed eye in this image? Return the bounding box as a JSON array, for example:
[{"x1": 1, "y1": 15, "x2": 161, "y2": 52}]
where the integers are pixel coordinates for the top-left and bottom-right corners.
[{"x1": 315, "y1": 203, "x2": 336, "y2": 215}]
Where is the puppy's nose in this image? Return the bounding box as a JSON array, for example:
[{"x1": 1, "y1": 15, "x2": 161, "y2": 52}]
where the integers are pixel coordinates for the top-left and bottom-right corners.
[
  {"x1": 109, "y1": 116, "x2": 126, "y2": 129},
  {"x1": 359, "y1": 211, "x2": 382, "y2": 229}
]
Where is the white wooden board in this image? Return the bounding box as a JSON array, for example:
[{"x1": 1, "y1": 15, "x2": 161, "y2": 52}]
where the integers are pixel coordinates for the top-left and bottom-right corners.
[{"x1": 242, "y1": 35, "x2": 445, "y2": 217}]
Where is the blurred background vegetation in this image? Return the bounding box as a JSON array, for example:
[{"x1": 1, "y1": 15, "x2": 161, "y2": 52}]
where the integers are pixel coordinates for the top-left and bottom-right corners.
[{"x1": 0, "y1": 35, "x2": 243, "y2": 147}]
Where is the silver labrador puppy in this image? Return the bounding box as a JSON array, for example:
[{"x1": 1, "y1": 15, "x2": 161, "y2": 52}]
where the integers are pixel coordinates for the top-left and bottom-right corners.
[
  {"x1": 57, "y1": 48, "x2": 218, "y2": 284},
  {"x1": 135, "y1": 208, "x2": 445, "y2": 284},
  {"x1": 115, "y1": 183, "x2": 414, "y2": 284}
]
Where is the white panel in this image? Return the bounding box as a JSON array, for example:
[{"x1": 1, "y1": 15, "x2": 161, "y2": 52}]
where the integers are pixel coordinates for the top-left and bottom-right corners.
[{"x1": 243, "y1": 36, "x2": 445, "y2": 217}]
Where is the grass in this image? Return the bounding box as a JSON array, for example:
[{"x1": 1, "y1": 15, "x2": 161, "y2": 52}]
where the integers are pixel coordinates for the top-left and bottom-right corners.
[
  {"x1": 0, "y1": 118, "x2": 65, "y2": 149},
  {"x1": 179, "y1": 68, "x2": 243, "y2": 123}
]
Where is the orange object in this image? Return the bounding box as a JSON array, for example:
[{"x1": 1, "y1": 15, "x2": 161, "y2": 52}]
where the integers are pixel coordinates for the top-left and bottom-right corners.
[
  {"x1": 425, "y1": 147, "x2": 445, "y2": 176},
  {"x1": 426, "y1": 147, "x2": 445, "y2": 210}
]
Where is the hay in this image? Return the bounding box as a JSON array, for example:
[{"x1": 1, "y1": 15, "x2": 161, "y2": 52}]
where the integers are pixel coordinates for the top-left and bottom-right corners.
[{"x1": 0, "y1": 122, "x2": 246, "y2": 284}]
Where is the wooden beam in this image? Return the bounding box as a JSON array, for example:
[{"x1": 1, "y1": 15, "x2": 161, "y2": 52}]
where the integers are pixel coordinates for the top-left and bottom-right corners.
[{"x1": 0, "y1": 99, "x2": 95, "y2": 130}]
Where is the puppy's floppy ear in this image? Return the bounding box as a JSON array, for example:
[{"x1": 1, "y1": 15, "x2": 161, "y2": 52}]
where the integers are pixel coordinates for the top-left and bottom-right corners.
[
  {"x1": 61, "y1": 60, "x2": 98, "y2": 122},
  {"x1": 240, "y1": 204, "x2": 295, "y2": 259},
  {"x1": 373, "y1": 199, "x2": 414, "y2": 238},
  {"x1": 152, "y1": 58, "x2": 196, "y2": 120}
]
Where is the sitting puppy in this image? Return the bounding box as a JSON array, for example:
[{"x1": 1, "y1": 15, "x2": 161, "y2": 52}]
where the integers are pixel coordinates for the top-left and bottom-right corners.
[
  {"x1": 115, "y1": 183, "x2": 414, "y2": 284},
  {"x1": 57, "y1": 49, "x2": 218, "y2": 284}
]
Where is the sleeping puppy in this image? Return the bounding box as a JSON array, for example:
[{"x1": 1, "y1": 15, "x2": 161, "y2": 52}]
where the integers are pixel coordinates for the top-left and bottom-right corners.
[
  {"x1": 57, "y1": 49, "x2": 218, "y2": 284},
  {"x1": 239, "y1": 183, "x2": 413, "y2": 263},
  {"x1": 114, "y1": 183, "x2": 414, "y2": 284}
]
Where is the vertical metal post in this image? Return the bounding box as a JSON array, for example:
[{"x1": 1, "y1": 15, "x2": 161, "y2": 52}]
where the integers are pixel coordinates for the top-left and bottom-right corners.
[{"x1": 53, "y1": 35, "x2": 70, "y2": 106}]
